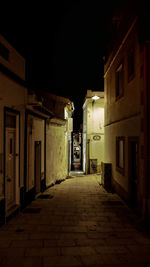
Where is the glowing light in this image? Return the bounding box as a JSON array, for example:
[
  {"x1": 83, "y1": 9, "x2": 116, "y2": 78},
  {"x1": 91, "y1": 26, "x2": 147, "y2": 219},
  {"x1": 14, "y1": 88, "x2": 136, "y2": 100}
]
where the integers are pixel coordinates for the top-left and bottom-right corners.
[{"x1": 92, "y1": 95, "x2": 100, "y2": 100}]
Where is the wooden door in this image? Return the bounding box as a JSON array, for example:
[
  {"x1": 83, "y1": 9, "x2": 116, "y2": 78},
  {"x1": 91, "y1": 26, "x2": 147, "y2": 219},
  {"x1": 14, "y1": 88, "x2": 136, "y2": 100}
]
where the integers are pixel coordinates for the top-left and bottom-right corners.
[{"x1": 6, "y1": 129, "x2": 16, "y2": 210}]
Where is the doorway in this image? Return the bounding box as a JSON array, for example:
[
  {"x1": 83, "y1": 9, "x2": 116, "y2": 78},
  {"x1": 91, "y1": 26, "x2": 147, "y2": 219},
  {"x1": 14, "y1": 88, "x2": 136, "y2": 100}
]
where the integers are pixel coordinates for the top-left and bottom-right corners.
[
  {"x1": 6, "y1": 129, "x2": 16, "y2": 211},
  {"x1": 128, "y1": 137, "x2": 139, "y2": 208},
  {"x1": 71, "y1": 132, "x2": 82, "y2": 171},
  {"x1": 35, "y1": 141, "x2": 41, "y2": 193},
  {"x1": 5, "y1": 111, "x2": 19, "y2": 215}
]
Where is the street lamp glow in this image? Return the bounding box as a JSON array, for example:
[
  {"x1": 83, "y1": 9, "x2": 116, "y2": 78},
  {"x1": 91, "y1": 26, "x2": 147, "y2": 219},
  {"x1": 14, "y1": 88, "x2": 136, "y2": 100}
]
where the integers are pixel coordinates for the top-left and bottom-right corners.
[{"x1": 92, "y1": 95, "x2": 100, "y2": 100}]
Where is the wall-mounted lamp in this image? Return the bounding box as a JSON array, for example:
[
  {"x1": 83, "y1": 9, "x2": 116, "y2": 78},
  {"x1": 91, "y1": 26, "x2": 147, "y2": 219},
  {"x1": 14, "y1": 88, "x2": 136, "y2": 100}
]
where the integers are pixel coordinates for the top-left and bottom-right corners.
[{"x1": 92, "y1": 95, "x2": 100, "y2": 100}]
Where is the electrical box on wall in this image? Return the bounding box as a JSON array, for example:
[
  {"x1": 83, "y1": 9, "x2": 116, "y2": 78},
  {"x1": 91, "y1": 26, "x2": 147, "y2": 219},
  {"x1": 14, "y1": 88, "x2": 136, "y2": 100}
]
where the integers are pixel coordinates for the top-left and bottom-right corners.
[{"x1": 90, "y1": 159, "x2": 97, "y2": 173}]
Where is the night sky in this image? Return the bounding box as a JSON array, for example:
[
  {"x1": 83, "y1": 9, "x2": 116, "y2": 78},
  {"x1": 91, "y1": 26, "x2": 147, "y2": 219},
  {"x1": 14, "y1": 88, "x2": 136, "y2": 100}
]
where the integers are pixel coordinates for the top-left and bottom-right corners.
[{"x1": 0, "y1": 1, "x2": 121, "y2": 129}]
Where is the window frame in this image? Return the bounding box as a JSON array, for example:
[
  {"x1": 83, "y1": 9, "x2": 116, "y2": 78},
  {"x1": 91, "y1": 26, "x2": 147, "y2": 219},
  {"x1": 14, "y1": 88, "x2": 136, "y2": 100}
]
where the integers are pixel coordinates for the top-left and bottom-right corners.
[
  {"x1": 115, "y1": 60, "x2": 124, "y2": 100},
  {"x1": 116, "y1": 136, "x2": 125, "y2": 175},
  {"x1": 127, "y1": 45, "x2": 135, "y2": 82}
]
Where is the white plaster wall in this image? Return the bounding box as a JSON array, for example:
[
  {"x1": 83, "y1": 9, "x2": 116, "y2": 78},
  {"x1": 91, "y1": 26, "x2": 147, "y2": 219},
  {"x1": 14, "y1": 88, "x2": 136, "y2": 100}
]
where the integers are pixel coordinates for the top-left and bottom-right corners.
[
  {"x1": 104, "y1": 20, "x2": 143, "y2": 196},
  {"x1": 104, "y1": 22, "x2": 141, "y2": 126},
  {"x1": 87, "y1": 100, "x2": 104, "y2": 172},
  {"x1": 83, "y1": 98, "x2": 104, "y2": 173},
  {"x1": 82, "y1": 133, "x2": 86, "y2": 173},
  {"x1": 46, "y1": 123, "x2": 68, "y2": 186},
  {"x1": 104, "y1": 116, "x2": 141, "y2": 193},
  {"x1": 27, "y1": 115, "x2": 45, "y2": 191},
  {"x1": 89, "y1": 135, "x2": 104, "y2": 165},
  {"x1": 87, "y1": 102, "x2": 104, "y2": 134},
  {"x1": 82, "y1": 107, "x2": 87, "y2": 172}
]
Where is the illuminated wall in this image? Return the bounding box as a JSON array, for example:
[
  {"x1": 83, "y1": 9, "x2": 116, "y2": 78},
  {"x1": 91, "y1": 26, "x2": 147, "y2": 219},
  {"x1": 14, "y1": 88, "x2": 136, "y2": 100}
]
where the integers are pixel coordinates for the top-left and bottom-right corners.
[
  {"x1": 104, "y1": 18, "x2": 144, "y2": 209},
  {"x1": 83, "y1": 90, "x2": 104, "y2": 174},
  {"x1": 46, "y1": 121, "x2": 68, "y2": 186},
  {"x1": 44, "y1": 96, "x2": 73, "y2": 186}
]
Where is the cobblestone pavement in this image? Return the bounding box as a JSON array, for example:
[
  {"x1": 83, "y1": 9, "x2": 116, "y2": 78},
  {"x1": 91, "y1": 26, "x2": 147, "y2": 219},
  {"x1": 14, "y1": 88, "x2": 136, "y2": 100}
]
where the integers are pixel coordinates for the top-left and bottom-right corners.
[{"x1": 0, "y1": 174, "x2": 150, "y2": 267}]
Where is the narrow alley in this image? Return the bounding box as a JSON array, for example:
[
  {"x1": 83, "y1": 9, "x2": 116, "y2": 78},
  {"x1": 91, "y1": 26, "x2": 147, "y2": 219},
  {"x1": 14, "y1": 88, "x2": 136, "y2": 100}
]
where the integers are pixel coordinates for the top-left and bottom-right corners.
[{"x1": 0, "y1": 174, "x2": 150, "y2": 267}]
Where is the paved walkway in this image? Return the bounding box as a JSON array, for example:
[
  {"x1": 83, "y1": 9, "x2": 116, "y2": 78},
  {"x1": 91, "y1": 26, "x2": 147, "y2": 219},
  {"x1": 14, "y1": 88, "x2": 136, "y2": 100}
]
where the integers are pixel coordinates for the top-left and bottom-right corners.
[{"x1": 0, "y1": 174, "x2": 150, "y2": 266}]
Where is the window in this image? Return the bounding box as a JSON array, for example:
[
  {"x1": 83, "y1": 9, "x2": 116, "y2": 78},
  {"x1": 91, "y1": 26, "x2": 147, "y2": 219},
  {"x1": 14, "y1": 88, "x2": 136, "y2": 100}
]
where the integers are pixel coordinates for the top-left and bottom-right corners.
[
  {"x1": 10, "y1": 139, "x2": 13, "y2": 154},
  {"x1": 128, "y1": 46, "x2": 134, "y2": 81},
  {"x1": 116, "y1": 136, "x2": 125, "y2": 175},
  {"x1": 6, "y1": 114, "x2": 16, "y2": 128},
  {"x1": 116, "y1": 61, "x2": 124, "y2": 100}
]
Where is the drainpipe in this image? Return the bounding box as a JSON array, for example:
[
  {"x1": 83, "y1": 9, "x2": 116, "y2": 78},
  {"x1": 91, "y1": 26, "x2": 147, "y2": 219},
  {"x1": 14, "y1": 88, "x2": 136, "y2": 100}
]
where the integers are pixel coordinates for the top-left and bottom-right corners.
[
  {"x1": 87, "y1": 139, "x2": 90, "y2": 174},
  {"x1": 143, "y1": 43, "x2": 149, "y2": 224}
]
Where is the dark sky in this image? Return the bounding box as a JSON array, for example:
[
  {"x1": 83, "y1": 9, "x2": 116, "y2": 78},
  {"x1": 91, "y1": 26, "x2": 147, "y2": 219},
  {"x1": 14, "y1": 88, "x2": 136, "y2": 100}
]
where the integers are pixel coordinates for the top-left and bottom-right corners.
[{"x1": 0, "y1": 1, "x2": 118, "y2": 129}]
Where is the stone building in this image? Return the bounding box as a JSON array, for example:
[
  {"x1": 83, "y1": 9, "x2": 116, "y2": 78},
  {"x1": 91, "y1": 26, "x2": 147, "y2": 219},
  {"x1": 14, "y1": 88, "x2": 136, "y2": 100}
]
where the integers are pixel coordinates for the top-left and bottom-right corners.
[
  {"x1": 104, "y1": 2, "x2": 150, "y2": 223},
  {"x1": 83, "y1": 90, "x2": 104, "y2": 174}
]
